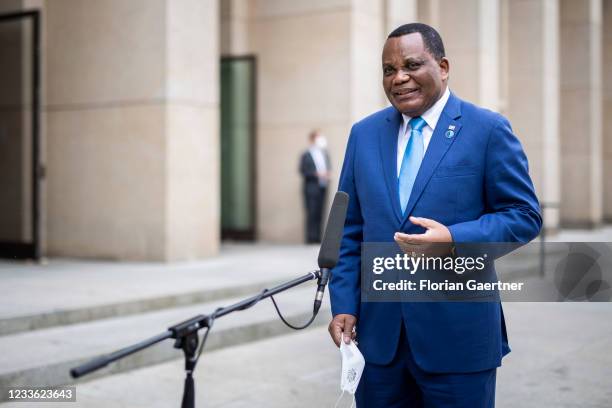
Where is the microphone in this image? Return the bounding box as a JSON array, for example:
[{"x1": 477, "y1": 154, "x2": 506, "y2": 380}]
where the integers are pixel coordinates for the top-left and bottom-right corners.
[{"x1": 314, "y1": 191, "x2": 349, "y2": 314}]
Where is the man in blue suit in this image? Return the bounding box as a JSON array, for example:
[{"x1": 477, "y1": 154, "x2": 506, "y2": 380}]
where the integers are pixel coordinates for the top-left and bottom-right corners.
[{"x1": 328, "y1": 23, "x2": 541, "y2": 407}]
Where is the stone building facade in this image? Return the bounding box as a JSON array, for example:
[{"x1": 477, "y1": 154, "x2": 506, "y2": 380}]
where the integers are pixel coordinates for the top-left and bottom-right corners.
[{"x1": 0, "y1": 0, "x2": 610, "y2": 261}]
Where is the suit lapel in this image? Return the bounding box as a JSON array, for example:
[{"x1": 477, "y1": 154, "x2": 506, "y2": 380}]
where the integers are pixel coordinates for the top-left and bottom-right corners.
[
  {"x1": 400, "y1": 93, "x2": 463, "y2": 229},
  {"x1": 379, "y1": 108, "x2": 404, "y2": 223}
]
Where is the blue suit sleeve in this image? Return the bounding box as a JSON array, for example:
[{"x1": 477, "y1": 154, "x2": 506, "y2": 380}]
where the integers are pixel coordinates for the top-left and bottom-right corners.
[
  {"x1": 448, "y1": 116, "x2": 542, "y2": 243},
  {"x1": 329, "y1": 127, "x2": 363, "y2": 318}
]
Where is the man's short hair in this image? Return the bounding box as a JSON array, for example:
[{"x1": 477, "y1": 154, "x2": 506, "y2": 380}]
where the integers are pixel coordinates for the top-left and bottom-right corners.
[{"x1": 387, "y1": 23, "x2": 445, "y2": 61}]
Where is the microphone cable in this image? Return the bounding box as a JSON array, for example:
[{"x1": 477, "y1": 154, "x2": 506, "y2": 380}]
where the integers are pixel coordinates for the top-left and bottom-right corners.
[
  {"x1": 191, "y1": 271, "x2": 323, "y2": 368},
  {"x1": 269, "y1": 291, "x2": 319, "y2": 330}
]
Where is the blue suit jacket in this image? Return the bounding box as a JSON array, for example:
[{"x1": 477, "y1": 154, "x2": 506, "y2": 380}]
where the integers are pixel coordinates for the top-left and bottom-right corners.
[{"x1": 329, "y1": 93, "x2": 542, "y2": 373}]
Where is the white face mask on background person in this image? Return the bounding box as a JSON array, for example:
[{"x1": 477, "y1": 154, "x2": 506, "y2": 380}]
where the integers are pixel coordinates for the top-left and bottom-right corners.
[{"x1": 315, "y1": 135, "x2": 328, "y2": 149}]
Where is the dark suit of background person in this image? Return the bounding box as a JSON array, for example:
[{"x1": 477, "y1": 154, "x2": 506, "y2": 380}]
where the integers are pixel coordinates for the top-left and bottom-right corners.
[
  {"x1": 328, "y1": 23, "x2": 542, "y2": 407},
  {"x1": 299, "y1": 131, "x2": 331, "y2": 243}
]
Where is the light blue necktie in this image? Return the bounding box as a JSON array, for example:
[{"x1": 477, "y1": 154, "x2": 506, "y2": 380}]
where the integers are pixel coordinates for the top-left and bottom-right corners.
[{"x1": 398, "y1": 117, "x2": 426, "y2": 215}]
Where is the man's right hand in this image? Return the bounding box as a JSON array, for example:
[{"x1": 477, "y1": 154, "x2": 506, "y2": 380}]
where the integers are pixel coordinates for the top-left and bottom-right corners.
[{"x1": 328, "y1": 314, "x2": 357, "y2": 347}]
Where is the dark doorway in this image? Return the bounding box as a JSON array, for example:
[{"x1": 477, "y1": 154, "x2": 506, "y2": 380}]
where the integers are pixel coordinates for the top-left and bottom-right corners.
[
  {"x1": 220, "y1": 56, "x2": 256, "y2": 241},
  {"x1": 0, "y1": 10, "x2": 41, "y2": 260}
]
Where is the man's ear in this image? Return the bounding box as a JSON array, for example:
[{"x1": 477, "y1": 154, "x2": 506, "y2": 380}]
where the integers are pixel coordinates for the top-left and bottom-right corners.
[{"x1": 439, "y1": 57, "x2": 450, "y2": 81}]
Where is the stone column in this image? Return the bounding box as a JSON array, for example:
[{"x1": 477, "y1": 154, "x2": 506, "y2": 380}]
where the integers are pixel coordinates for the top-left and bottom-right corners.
[
  {"x1": 220, "y1": 0, "x2": 250, "y2": 56},
  {"x1": 603, "y1": 0, "x2": 612, "y2": 222},
  {"x1": 417, "y1": 0, "x2": 441, "y2": 27},
  {"x1": 165, "y1": 0, "x2": 220, "y2": 260},
  {"x1": 45, "y1": 0, "x2": 219, "y2": 260},
  {"x1": 418, "y1": 0, "x2": 501, "y2": 111},
  {"x1": 351, "y1": 1, "x2": 387, "y2": 121},
  {"x1": 380, "y1": 0, "x2": 418, "y2": 109},
  {"x1": 559, "y1": 0, "x2": 603, "y2": 227},
  {"x1": 384, "y1": 0, "x2": 418, "y2": 36},
  {"x1": 506, "y1": 0, "x2": 560, "y2": 231}
]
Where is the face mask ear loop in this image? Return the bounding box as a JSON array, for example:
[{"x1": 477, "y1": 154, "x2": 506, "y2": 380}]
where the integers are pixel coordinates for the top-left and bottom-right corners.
[
  {"x1": 350, "y1": 396, "x2": 356, "y2": 408},
  {"x1": 333, "y1": 390, "x2": 346, "y2": 408}
]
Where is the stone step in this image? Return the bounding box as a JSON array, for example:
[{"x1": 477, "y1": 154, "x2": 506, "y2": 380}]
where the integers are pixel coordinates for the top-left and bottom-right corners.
[
  {"x1": 0, "y1": 244, "x2": 321, "y2": 336},
  {"x1": 0, "y1": 277, "x2": 291, "y2": 336},
  {"x1": 0, "y1": 284, "x2": 330, "y2": 403}
]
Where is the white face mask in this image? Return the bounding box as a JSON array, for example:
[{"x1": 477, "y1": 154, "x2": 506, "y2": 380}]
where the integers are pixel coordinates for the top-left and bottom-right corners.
[
  {"x1": 315, "y1": 135, "x2": 328, "y2": 149},
  {"x1": 339, "y1": 339, "x2": 365, "y2": 394}
]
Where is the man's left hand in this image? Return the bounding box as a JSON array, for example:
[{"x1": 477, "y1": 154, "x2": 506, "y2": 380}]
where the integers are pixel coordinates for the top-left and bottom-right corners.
[
  {"x1": 394, "y1": 216, "x2": 453, "y2": 257},
  {"x1": 394, "y1": 216, "x2": 452, "y2": 244}
]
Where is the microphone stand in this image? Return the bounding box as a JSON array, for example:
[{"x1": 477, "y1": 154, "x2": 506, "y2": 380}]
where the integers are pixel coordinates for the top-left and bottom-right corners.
[{"x1": 70, "y1": 269, "x2": 324, "y2": 408}]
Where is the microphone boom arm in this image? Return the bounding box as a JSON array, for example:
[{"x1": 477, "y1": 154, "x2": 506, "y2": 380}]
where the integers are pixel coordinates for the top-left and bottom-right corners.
[{"x1": 70, "y1": 269, "x2": 322, "y2": 379}]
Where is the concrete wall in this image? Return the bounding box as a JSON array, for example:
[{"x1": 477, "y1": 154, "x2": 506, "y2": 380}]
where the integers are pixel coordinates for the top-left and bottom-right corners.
[
  {"x1": 384, "y1": 0, "x2": 417, "y2": 34},
  {"x1": 604, "y1": 0, "x2": 612, "y2": 221},
  {"x1": 419, "y1": 0, "x2": 500, "y2": 111},
  {"x1": 244, "y1": 0, "x2": 396, "y2": 243},
  {"x1": 45, "y1": 0, "x2": 218, "y2": 260},
  {"x1": 559, "y1": 0, "x2": 603, "y2": 227},
  {"x1": 220, "y1": 0, "x2": 250, "y2": 55},
  {"x1": 506, "y1": 0, "x2": 560, "y2": 231},
  {"x1": 246, "y1": 1, "x2": 345, "y2": 242},
  {"x1": 45, "y1": 0, "x2": 167, "y2": 260},
  {"x1": 165, "y1": 0, "x2": 220, "y2": 260}
]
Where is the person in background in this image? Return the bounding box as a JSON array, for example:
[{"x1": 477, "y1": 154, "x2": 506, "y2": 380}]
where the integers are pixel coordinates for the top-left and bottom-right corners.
[{"x1": 299, "y1": 130, "x2": 331, "y2": 243}]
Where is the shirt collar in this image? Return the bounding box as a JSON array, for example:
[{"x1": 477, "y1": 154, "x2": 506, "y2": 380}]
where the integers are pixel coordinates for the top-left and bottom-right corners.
[{"x1": 401, "y1": 87, "x2": 451, "y2": 134}]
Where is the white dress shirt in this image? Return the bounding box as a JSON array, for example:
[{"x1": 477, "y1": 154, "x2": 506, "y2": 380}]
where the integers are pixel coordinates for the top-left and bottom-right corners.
[
  {"x1": 396, "y1": 87, "x2": 451, "y2": 177},
  {"x1": 309, "y1": 146, "x2": 329, "y2": 186}
]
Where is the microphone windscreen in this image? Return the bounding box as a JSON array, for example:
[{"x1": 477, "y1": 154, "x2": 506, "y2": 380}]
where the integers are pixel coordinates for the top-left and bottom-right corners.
[{"x1": 318, "y1": 191, "x2": 349, "y2": 269}]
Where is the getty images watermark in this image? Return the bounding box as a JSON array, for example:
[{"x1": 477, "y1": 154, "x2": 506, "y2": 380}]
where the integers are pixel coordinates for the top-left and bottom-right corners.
[{"x1": 360, "y1": 242, "x2": 612, "y2": 302}]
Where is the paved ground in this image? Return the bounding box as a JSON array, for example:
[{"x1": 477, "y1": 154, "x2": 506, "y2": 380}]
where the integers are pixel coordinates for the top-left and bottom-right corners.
[
  {"x1": 0, "y1": 226, "x2": 610, "y2": 407},
  {"x1": 1, "y1": 302, "x2": 610, "y2": 408}
]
